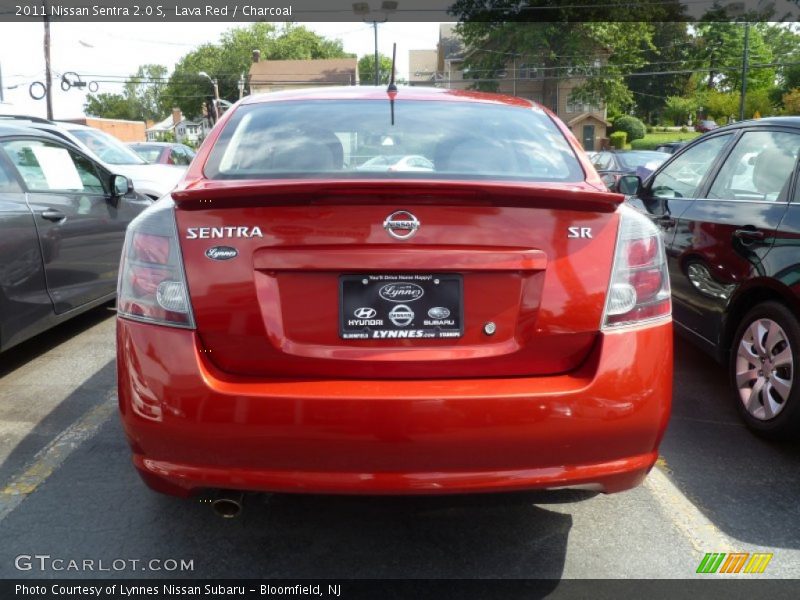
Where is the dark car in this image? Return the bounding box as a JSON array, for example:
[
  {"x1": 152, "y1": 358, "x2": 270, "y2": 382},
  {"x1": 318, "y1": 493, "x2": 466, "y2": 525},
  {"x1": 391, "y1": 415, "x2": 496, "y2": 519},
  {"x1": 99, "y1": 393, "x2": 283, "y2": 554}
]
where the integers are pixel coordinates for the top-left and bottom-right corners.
[
  {"x1": 695, "y1": 119, "x2": 719, "y2": 133},
  {"x1": 591, "y1": 149, "x2": 668, "y2": 189},
  {"x1": 654, "y1": 141, "x2": 690, "y2": 154},
  {"x1": 0, "y1": 125, "x2": 149, "y2": 352},
  {"x1": 620, "y1": 117, "x2": 800, "y2": 439},
  {"x1": 128, "y1": 142, "x2": 196, "y2": 166}
]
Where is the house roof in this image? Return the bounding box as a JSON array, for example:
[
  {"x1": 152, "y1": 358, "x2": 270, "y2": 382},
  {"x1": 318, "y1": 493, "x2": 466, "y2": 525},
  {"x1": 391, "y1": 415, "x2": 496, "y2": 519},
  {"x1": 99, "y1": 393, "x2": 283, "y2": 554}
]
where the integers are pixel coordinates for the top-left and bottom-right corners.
[
  {"x1": 567, "y1": 113, "x2": 611, "y2": 127},
  {"x1": 249, "y1": 58, "x2": 358, "y2": 86},
  {"x1": 146, "y1": 115, "x2": 174, "y2": 133},
  {"x1": 146, "y1": 115, "x2": 202, "y2": 133}
]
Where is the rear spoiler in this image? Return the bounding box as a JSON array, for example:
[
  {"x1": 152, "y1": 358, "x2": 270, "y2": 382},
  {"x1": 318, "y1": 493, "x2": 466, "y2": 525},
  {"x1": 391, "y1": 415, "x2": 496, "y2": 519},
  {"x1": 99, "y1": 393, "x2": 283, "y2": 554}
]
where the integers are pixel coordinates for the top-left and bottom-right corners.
[{"x1": 171, "y1": 179, "x2": 623, "y2": 213}]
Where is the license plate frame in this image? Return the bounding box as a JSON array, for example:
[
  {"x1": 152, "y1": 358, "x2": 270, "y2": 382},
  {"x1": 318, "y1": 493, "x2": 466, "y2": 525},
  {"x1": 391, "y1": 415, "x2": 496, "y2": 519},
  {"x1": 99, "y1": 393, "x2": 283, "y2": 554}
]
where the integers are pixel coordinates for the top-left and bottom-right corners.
[{"x1": 339, "y1": 273, "x2": 463, "y2": 340}]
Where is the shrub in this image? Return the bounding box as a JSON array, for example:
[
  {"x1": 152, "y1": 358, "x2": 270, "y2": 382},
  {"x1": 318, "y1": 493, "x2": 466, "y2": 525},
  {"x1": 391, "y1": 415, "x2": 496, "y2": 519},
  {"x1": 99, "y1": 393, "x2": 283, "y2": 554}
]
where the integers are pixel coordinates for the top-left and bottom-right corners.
[
  {"x1": 680, "y1": 126, "x2": 689, "y2": 133},
  {"x1": 612, "y1": 115, "x2": 646, "y2": 142},
  {"x1": 609, "y1": 131, "x2": 627, "y2": 149},
  {"x1": 646, "y1": 125, "x2": 654, "y2": 134}
]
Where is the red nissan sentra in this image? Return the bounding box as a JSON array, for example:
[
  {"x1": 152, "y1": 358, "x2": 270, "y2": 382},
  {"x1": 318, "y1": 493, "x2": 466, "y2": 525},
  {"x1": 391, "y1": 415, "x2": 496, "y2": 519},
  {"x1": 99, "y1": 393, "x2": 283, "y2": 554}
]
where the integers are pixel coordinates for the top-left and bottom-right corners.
[{"x1": 116, "y1": 87, "x2": 672, "y2": 502}]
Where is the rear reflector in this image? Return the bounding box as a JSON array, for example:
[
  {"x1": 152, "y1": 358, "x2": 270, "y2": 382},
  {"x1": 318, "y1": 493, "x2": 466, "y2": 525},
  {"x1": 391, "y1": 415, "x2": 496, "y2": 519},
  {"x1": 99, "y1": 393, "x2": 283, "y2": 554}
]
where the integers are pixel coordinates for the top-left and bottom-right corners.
[
  {"x1": 117, "y1": 200, "x2": 195, "y2": 329},
  {"x1": 602, "y1": 205, "x2": 671, "y2": 329}
]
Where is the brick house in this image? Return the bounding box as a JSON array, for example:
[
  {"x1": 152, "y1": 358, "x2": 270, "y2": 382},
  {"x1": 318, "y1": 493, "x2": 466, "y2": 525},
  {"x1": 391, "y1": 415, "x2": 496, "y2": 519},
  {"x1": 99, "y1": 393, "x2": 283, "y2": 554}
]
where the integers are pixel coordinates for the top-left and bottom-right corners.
[{"x1": 248, "y1": 58, "x2": 358, "y2": 94}]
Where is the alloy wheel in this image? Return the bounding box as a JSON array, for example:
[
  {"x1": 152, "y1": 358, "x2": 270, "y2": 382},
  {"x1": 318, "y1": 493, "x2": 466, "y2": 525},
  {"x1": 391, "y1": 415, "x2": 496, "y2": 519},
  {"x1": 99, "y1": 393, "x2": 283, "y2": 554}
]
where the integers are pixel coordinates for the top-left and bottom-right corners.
[{"x1": 735, "y1": 318, "x2": 794, "y2": 421}]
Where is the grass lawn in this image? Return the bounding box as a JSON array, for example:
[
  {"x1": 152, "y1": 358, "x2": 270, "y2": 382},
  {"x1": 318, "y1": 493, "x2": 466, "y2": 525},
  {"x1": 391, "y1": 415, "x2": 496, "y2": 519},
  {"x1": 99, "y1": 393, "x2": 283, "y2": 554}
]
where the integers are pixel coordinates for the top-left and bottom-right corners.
[{"x1": 630, "y1": 131, "x2": 701, "y2": 150}]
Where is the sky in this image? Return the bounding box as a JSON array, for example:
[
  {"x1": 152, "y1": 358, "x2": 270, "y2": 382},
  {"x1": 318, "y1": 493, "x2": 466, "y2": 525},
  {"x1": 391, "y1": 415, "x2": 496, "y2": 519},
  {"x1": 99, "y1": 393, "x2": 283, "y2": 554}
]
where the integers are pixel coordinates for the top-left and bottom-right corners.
[{"x1": 0, "y1": 21, "x2": 442, "y2": 119}]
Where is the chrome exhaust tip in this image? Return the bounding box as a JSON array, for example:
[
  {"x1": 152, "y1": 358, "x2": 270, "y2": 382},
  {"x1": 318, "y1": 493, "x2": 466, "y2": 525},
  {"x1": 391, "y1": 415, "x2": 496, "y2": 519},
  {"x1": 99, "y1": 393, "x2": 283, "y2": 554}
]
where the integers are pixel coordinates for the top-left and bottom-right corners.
[{"x1": 212, "y1": 491, "x2": 244, "y2": 518}]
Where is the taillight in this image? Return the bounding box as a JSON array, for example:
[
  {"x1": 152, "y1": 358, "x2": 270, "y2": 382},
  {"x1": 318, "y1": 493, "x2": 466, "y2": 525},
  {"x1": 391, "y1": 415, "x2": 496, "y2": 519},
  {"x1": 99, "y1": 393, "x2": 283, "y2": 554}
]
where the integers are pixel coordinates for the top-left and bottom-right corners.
[
  {"x1": 602, "y1": 205, "x2": 671, "y2": 329},
  {"x1": 117, "y1": 199, "x2": 194, "y2": 328}
]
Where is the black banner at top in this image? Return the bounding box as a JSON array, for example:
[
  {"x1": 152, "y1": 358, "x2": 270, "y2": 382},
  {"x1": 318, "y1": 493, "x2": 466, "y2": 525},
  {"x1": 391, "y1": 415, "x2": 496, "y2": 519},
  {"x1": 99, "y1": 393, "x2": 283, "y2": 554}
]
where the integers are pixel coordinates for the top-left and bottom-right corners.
[{"x1": 0, "y1": 0, "x2": 799, "y2": 22}]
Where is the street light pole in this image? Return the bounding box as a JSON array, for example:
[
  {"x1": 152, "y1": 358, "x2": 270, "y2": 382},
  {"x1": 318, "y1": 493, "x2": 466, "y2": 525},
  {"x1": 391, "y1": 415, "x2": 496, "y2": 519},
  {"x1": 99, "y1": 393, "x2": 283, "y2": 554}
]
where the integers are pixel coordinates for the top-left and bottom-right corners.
[
  {"x1": 738, "y1": 21, "x2": 750, "y2": 121},
  {"x1": 42, "y1": 0, "x2": 53, "y2": 119},
  {"x1": 353, "y1": 2, "x2": 397, "y2": 86},
  {"x1": 373, "y1": 21, "x2": 379, "y2": 86},
  {"x1": 199, "y1": 71, "x2": 220, "y2": 122}
]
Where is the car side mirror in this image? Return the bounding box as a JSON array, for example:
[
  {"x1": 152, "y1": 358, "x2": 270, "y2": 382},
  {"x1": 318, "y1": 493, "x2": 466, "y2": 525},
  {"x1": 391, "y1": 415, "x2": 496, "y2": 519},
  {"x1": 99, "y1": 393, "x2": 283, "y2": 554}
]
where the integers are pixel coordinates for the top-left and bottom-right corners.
[
  {"x1": 111, "y1": 174, "x2": 133, "y2": 197},
  {"x1": 616, "y1": 175, "x2": 642, "y2": 196}
]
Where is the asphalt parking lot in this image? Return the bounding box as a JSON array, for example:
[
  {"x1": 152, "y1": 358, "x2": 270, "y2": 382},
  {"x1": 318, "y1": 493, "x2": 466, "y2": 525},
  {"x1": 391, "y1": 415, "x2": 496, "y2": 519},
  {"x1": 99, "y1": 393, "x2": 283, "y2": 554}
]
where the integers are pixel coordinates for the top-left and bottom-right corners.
[{"x1": 0, "y1": 306, "x2": 798, "y2": 579}]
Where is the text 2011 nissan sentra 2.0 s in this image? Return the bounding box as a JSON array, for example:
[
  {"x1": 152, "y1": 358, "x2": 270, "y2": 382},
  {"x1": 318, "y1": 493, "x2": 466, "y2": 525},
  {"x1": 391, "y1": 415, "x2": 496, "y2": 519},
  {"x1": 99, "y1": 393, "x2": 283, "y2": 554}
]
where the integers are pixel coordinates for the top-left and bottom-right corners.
[{"x1": 116, "y1": 87, "x2": 673, "y2": 502}]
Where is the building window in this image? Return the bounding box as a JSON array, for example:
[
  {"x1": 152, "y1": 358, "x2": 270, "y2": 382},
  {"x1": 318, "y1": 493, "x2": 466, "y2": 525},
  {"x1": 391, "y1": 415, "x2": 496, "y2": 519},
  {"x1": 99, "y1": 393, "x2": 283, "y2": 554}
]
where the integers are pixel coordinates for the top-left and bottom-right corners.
[
  {"x1": 517, "y1": 63, "x2": 540, "y2": 79},
  {"x1": 566, "y1": 97, "x2": 602, "y2": 114}
]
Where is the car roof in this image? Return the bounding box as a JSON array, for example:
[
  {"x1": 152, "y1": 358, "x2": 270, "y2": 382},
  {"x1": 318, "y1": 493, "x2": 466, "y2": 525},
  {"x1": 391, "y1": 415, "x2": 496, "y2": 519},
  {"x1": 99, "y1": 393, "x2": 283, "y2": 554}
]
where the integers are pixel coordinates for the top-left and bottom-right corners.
[
  {"x1": 240, "y1": 85, "x2": 538, "y2": 109},
  {"x1": 713, "y1": 116, "x2": 800, "y2": 133},
  {"x1": 0, "y1": 123, "x2": 81, "y2": 147},
  {"x1": 129, "y1": 142, "x2": 178, "y2": 147}
]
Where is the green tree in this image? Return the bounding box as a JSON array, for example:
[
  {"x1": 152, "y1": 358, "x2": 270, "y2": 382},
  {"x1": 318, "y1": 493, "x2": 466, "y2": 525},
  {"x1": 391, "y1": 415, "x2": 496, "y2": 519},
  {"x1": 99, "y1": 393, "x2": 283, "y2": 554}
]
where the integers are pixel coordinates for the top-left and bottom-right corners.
[
  {"x1": 690, "y1": 22, "x2": 775, "y2": 94},
  {"x1": 782, "y1": 88, "x2": 800, "y2": 115},
  {"x1": 83, "y1": 92, "x2": 140, "y2": 120},
  {"x1": 84, "y1": 64, "x2": 170, "y2": 121},
  {"x1": 696, "y1": 89, "x2": 739, "y2": 121},
  {"x1": 358, "y1": 54, "x2": 393, "y2": 85},
  {"x1": 450, "y1": 1, "x2": 686, "y2": 113},
  {"x1": 166, "y1": 23, "x2": 352, "y2": 117},
  {"x1": 123, "y1": 64, "x2": 171, "y2": 121},
  {"x1": 663, "y1": 96, "x2": 695, "y2": 125},
  {"x1": 626, "y1": 22, "x2": 694, "y2": 123}
]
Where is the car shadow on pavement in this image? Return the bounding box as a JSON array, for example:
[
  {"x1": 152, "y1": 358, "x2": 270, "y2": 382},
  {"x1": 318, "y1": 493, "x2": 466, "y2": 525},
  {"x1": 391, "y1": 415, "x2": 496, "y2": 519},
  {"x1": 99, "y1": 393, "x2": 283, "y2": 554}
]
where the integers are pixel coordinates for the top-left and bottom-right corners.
[
  {"x1": 0, "y1": 412, "x2": 572, "y2": 581},
  {"x1": 659, "y1": 334, "x2": 800, "y2": 550},
  {"x1": 0, "y1": 358, "x2": 117, "y2": 489}
]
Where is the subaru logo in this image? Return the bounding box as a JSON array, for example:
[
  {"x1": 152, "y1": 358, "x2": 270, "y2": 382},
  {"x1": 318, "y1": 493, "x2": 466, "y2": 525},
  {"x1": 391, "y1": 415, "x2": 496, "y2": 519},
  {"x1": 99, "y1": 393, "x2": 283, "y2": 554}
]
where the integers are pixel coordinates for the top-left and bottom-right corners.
[
  {"x1": 205, "y1": 246, "x2": 238, "y2": 260},
  {"x1": 428, "y1": 307, "x2": 451, "y2": 319},
  {"x1": 388, "y1": 305, "x2": 415, "y2": 327},
  {"x1": 383, "y1": 210, "x2": 420, "y2": 240},
  {"x1": 379, "y1": 283, "x2": 424, "y2": 303},
  {"x1": 354, "y1": 307, "x2": 377, "y2": 319}
]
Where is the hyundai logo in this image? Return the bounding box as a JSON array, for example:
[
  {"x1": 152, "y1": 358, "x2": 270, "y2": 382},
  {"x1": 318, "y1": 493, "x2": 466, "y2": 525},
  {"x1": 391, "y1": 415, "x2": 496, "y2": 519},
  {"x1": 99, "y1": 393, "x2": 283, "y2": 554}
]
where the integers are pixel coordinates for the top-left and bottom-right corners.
[
  {"x1": 379, "y1": 283, "x2": 424, "y2": 303},
  {"x1": 354, "y1": 307, "x2": 377, "y2": 319},
  {"x1": 383, "y1": 210, "x2": 420, "y2": 240},
  {"x1": 205, "y1": 246, "x2": 239, "y2": 260},
  {"x1": 388, "y1": 305, "x2": 415, "y2": 327}
]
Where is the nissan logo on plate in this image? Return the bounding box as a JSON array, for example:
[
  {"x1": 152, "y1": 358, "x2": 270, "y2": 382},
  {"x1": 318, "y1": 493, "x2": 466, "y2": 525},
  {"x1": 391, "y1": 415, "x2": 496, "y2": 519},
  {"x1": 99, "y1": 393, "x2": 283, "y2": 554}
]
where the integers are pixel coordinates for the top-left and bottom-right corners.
[
  {"x1": 388, "y1": 305, "x2": 415, "y2": 327},
  {"x1": 205, "y1": 246, "x2": 239, "y2": 260},
  {"x1": 383, "y1": 210, "x2": 420, "y2": 240},
  {"x1": 379, "y1": 283, "x2": 424, "y2": 303}
]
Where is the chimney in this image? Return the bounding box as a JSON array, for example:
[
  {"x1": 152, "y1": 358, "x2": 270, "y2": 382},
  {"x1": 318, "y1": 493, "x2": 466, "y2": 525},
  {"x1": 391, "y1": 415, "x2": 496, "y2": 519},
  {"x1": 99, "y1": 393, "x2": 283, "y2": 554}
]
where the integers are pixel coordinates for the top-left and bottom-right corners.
[
  {"x1": 171, "y1": 107, "x2": 182, "y2": 126},
  {"x1": 252, "y1": 49, "x2": 261, "y2": 63}
]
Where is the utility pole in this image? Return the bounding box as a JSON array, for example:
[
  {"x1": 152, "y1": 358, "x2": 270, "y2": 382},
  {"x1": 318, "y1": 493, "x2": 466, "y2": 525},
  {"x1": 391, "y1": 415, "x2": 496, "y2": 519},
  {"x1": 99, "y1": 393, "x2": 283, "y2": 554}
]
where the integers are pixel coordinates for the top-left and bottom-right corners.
[
  {"x1": 43, "y1": 0, "x2": 53, "y2": 119},
  {"x1": 373, "y1": 22, "x2": 379, "y2": 86},
  {"x1": 738, "y1": 20, "x2": 750, "y2": 121}
]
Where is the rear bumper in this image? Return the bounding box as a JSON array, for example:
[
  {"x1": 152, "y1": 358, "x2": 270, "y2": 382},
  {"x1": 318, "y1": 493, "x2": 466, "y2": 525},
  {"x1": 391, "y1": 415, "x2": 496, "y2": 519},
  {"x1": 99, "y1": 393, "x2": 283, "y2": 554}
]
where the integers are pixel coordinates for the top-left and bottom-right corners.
[{"x1": 117, "y1": 318, "x2": 672, "y2": 497}]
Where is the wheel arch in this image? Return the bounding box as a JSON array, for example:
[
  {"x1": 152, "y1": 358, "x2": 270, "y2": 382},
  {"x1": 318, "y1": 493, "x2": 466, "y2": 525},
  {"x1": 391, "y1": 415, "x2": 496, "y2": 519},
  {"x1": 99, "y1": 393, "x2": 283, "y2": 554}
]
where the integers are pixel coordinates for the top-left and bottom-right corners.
[{"x1": 721, "y1": 278, "x2": 800, "y2": 362}]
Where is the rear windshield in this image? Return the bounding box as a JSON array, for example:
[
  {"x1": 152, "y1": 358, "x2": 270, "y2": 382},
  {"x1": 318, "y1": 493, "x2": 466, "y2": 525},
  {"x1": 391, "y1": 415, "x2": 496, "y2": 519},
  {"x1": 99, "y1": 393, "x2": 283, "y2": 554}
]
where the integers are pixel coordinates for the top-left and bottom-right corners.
[
  {"x1": 616, "y1": 151, "x2": 667, "y2": 169},
  {"x1": 204, "y1": 99, "x2": 583, "y2": 182},
  {"x1": 130, "y1": 145, "x2": 163, "y2": 163}
]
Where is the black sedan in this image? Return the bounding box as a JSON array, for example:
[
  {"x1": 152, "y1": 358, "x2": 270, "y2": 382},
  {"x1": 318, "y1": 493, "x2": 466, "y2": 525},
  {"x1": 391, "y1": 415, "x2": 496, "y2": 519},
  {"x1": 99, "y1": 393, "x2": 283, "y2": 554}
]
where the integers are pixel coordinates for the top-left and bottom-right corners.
[
  {"x1": 0, "y1": 125, "x2": 149, "y2": 352},
  {"x1": 618, "y1": 117, "x2": 800, "y2": 439}
]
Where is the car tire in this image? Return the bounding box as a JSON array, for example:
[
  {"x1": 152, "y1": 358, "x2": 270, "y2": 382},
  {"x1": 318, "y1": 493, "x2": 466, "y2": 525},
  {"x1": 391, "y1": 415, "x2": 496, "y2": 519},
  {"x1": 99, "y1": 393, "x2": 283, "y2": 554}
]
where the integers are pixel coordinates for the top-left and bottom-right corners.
[{"x1": 729, "y1": 301, "x2": 800, "y2": 440}]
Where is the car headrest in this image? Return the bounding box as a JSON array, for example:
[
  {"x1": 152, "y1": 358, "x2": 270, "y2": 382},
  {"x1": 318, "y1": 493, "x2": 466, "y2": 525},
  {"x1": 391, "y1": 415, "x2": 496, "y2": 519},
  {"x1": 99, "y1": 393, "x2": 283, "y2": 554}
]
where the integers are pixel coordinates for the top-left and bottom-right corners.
[
  {"x1": 752, "y1": 148, "x2": 796, "y2": 199},
  {"x1": 270, "y1": 129, "x2": 344, "y2": 172},
  {"x1": 435, "y1": 136, "x2": 515, "y2": 174}
]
